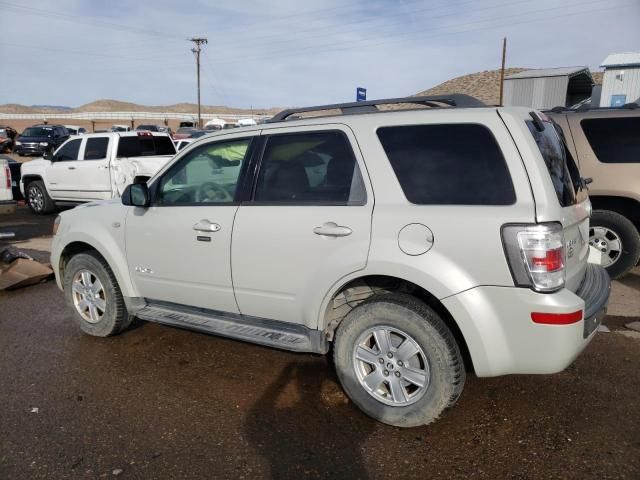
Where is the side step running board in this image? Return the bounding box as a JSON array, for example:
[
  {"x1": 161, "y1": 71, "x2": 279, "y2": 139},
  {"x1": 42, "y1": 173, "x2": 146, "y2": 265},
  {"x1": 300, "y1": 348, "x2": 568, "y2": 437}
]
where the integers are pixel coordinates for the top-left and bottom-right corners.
[{"x1": 136, "y1": 301, "x2": 329, "y2": 354}]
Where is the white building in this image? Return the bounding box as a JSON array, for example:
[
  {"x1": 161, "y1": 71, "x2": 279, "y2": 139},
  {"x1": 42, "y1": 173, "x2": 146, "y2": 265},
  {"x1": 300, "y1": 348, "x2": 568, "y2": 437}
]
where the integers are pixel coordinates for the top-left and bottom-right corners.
[
  {"x1": 599, "y1": 52, "x2": 640, "y2": 107},
  {"x1": 503, "y1": 67, "x2": 594, "y2": 109}
]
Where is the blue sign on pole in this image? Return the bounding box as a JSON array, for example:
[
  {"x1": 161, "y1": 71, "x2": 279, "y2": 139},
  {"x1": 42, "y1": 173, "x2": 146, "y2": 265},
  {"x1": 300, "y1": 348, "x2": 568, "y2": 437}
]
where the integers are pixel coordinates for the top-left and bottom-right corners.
[{"x1": 356, "y1": 87, "x2": 367, "y2": 102}]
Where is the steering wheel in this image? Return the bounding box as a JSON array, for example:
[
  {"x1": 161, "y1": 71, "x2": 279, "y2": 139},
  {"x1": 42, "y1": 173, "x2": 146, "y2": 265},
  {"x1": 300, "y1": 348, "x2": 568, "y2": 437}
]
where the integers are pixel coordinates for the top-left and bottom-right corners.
[{"x1": 197, "y1": 181, "x2": 232, "y2": 202}]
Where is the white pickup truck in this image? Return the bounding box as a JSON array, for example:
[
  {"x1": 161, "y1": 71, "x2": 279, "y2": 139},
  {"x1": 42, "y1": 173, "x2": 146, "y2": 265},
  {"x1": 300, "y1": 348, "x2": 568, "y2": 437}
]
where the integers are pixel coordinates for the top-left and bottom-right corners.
[{"x1": 20, "y1": 131, "x2": 176, "y2": 214}]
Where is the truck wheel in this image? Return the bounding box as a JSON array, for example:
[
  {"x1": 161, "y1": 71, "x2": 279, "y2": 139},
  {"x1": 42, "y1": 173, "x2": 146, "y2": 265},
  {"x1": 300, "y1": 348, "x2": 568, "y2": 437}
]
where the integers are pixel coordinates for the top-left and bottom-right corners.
[
  {"x1": 63, "y1": 252, "x2": 134, "y2": 337},
  {"x1": 25, "y1": 180, "x2": 55, "y2": 214},
  {"x1": 333, "y1": 293, "x2": 465, "y2": 427},
  {"x1": 589, "y1": 210, "x2": 640, "y2": 279}
]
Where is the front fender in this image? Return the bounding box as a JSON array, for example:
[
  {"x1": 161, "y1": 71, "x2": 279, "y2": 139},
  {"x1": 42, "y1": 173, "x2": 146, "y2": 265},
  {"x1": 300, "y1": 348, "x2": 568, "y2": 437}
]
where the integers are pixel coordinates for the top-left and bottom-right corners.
[{"x1": 52, "y1": 204, "x2": 136, "y2": 297}]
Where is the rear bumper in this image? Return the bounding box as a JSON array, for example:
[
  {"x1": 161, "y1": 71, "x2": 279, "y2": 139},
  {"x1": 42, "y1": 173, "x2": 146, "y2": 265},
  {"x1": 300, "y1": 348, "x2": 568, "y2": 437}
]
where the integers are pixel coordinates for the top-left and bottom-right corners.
[{"x1": 442, "y1": 264, "x2": 610, "y2": 377}]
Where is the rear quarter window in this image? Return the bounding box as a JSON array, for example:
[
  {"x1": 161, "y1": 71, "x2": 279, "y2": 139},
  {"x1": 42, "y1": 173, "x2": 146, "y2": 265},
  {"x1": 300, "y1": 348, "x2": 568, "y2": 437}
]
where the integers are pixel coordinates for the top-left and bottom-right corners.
[
  {"x1": 526, "y1": 119, "x2": 580, "y2": 207},
  {"x1": 117, "y1": 136, "x2": 176, "y2": 157},
  {"x1": 580, "y1": 117, "x2": 640, "y2": 163},
  {"x1": 376, "y1": 123, "x2": 515, "y2": 205}
]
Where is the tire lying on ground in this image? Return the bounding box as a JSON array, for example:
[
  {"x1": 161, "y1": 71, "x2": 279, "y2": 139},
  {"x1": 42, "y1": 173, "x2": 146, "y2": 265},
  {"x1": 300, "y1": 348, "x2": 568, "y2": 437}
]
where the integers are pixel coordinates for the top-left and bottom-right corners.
[
  {"x1": 63, "y1": 252, "x2": 134, "y2": 337},
  {"x1": 589, "y1": 210, "x2": 640, "y2": 279},
  {"x1": 333, "y1": 293, "x2": 465, "y2": 428}
]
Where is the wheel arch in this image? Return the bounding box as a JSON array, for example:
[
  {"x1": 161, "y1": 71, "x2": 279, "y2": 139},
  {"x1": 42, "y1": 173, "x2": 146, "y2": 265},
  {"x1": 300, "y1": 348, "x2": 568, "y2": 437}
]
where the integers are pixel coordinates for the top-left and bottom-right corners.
[
  {"x1": 57, "y1": 236, "x2": 136, "y2": 298},
  {"x1": 320, "y1": 274, "x2": 474, "y2": 373},
  {"x1": 589, "y1": 195, "x2": 640, "y2": 229}
]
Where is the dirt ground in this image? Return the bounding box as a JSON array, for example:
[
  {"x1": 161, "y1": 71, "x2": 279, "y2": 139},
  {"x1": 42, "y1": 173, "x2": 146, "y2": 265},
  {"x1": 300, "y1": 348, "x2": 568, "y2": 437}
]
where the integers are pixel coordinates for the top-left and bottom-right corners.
[{"x1": 1, "y1": 207, "x2": 639, "y2": 479}]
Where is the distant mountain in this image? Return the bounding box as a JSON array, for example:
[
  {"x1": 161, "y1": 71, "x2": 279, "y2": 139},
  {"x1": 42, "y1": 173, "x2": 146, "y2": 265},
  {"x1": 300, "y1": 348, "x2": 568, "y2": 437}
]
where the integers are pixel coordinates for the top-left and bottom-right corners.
[{"x1": 30, "y1": 104, "x2": 72, "y2": 112}]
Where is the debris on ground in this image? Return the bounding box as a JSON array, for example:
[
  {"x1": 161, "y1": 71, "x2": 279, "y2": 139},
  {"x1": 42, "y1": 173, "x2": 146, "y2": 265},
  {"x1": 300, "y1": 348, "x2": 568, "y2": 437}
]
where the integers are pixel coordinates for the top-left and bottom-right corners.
[
  {"x1": 597, "y1": 325, "x2": 610, "y2": 333},
  {"x1": 0, "y1": 244, "x2": 52, "y2": 290},
  {"x1": 625, "y1": 321, "x2": 640, "y2": 333}
]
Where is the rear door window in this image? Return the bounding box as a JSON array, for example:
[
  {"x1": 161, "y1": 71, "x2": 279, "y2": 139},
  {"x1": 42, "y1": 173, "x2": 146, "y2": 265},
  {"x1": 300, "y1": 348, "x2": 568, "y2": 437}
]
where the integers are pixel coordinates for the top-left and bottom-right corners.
[
  {"x1": 254, "y1": 131, "x2": 366, "y2": 205},
  {"x1": 83, "y1": 137, "x2": 109, "y2": 160},
  {"x1": 377, "y1": 124, "x2": 515, "y2": 205},
  {"x1": 580, "y1": 117, "x2": 640, "y2": 163},
  {"x1": 526, "y1": 118, "x2": 580, "y2": 207},
  {"x1": 117, "y1": 136, "x2": 176, "y2": 157}
]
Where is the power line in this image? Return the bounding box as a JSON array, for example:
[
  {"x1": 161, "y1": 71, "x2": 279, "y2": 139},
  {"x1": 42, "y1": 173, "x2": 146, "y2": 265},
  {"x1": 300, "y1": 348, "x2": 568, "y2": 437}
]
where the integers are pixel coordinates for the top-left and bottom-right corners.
[{"x1": 207, "y1": 0, "x2": 634, "y2": 67}]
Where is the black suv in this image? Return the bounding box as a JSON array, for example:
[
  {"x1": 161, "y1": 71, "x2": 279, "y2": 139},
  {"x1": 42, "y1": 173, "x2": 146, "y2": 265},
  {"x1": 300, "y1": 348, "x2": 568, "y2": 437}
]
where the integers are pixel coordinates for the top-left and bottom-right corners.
[{"x1": 14, "y1": 125, "x2": 70, "y2": 156}]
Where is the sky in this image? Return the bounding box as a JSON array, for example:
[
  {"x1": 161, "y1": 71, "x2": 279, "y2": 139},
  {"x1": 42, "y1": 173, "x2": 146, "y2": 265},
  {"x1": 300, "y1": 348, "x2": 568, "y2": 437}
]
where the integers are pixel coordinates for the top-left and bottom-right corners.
[{"x1": 1, "y1": 0, "x2": 639, "y2": 109}]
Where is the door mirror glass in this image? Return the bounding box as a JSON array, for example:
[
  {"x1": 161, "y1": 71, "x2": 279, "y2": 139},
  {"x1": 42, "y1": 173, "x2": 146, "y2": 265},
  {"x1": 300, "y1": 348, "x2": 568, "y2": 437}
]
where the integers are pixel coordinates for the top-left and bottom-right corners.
[{"x1": 122, "y1": 183, "x2": 150, "y2": 208}]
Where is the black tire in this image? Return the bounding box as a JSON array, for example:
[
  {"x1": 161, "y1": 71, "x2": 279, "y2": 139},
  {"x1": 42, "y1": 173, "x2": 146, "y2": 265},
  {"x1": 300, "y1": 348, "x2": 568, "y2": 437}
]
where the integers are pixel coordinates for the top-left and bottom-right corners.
[
  {"x1": 590, "y1": 210, "x2": 640, "y2": 279},
  {"x1": 333, "y1": 293, "x2": 465, "y2": 427},
  {"x1": 25, "y1": 180, "x2": 55, "y2": 214},
  {"x1": 63, "y1": 252, "x2": 134, "y2": 337}
]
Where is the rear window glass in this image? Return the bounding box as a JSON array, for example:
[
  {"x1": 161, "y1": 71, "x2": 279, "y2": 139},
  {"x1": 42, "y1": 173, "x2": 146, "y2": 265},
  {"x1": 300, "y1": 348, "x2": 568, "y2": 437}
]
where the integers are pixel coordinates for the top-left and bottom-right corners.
[
  {"x1": 526, "y1": 119, "x2": 579, "y2": 207},
  {"x1": 117, "y1": 136, "x2": 176, "y2": 157},
  {"x1": 377, "y1": 124, "x2": 515, "y2": 205},
  {"x1": 580, "y1": 117, "x2": 640, "y2": 163}
]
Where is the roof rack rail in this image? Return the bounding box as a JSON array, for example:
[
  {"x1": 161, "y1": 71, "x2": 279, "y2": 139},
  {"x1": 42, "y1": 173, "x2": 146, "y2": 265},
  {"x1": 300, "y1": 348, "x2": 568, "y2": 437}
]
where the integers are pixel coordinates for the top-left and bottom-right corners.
[
  {"x1": 269, "y1": 94, "x2": 485, "y2": 122},
  {"x1": 544, "y1": 102, "x2": 640, "y2": 114}
]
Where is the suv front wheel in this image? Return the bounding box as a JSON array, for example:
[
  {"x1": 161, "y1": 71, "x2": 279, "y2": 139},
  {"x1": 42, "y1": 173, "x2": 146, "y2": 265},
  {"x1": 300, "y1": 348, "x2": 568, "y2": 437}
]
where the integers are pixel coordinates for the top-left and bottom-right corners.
[
  {"x1": 63, "y1": 252, "x2": 134, "y2": 337},
  {"x1": 589, "y1": 210, "x2": 640, "y2": 279},
  {"x1": 333, "y1": 293, "x2": 465, "y2": 427}
]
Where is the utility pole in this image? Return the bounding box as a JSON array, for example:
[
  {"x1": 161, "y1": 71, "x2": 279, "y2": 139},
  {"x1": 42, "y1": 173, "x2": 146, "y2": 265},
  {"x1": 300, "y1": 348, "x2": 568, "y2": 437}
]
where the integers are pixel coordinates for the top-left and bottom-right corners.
[
  {"x1": 499, "y1": 37, "x2": 507, "y2": 107},
  {"x1": 189, "y1": 37, "x2": 208, "y2": 128}
]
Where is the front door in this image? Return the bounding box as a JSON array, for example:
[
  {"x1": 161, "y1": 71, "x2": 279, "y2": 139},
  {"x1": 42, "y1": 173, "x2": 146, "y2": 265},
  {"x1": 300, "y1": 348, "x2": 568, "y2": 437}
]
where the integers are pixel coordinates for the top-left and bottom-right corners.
[
  {"x1": 231, "y1": 126, "x2": 374, "y2": 329},
  {"x1": 125, "y1": 134, "x2": 256, "y2": 312},
  {"x1": 47, "y1": 138, "x2": 82, "y2": 199}
]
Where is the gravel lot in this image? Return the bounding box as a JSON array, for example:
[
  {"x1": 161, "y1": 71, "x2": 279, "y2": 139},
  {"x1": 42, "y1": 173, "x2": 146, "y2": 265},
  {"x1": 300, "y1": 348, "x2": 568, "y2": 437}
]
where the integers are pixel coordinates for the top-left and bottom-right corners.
[{"x1": 1, "y1": 207, "x2": 639, "y2": 479}]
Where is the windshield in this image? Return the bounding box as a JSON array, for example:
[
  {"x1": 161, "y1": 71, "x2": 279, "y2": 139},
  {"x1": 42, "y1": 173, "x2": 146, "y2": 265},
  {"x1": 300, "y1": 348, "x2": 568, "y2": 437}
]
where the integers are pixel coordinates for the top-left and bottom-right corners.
[
  {"x1": 22, "y1": 127, "x2": 54, "y2": 137},
  {"x1": 526, "y1": 117, "x2": 582, "y2": 207}
]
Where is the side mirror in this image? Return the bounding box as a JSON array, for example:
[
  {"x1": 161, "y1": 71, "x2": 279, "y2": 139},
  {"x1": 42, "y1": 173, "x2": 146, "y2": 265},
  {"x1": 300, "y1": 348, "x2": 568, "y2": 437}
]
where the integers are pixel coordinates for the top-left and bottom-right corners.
[
  {"x1": 122, "y1": 183, "x2": 150, "y2": 208},
  {"x1": 43, "y1": 151, "x2": 53, "y2": 161}
]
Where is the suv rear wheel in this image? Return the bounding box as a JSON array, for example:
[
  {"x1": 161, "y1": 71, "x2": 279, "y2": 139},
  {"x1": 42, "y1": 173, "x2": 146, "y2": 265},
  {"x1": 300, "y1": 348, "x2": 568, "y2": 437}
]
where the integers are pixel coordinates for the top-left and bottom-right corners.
[
  {"x1": 63, "y1": 252, "x2": 134, "y2": 337},
  {"x1": 589, "y1": 210, "x2": 640, "y2": 279},
  {"x1": 333, "y1": 293, "x2": 465, "y2": 427}
]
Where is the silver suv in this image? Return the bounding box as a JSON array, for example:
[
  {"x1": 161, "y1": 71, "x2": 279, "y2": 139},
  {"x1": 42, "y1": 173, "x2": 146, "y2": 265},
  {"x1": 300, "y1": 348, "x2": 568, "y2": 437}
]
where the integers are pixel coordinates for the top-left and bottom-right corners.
[{"x1": 51, "y1": 96, "x2": 610, "y2": 427}]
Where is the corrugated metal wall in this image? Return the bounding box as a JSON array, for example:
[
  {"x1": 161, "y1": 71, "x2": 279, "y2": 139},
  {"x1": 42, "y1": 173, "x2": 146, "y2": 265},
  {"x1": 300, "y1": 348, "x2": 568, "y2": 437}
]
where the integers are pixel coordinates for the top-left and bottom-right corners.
[
  {"x1": 504, "y1": 76, "x2": 569, "y2": 109},
  {"x1": 600, "y1": 68, "x2": 640, "y2": 106}
]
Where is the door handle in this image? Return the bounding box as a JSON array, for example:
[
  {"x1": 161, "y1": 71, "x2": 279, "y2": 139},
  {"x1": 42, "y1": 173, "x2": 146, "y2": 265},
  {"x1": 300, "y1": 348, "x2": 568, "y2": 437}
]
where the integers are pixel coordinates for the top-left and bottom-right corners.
[
  {"x1": 313, "y1": 222, "x2": 352, "y2": 237},
  {"x1": 68, "y1": 166, "x2": 76, "y2": 170},
  {"x1": 193, "y1": 219, "x2": 221, "y2": 232}
]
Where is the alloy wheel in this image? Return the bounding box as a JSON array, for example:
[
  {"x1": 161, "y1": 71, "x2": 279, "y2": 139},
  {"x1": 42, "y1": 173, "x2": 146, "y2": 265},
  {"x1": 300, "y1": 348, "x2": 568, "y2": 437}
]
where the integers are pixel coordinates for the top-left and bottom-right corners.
[
  {"x1": 352, "y1": 325, "x2": 430, "y2": 406},
  {"x1": 589, "y1": 226, "x2": 622, "y2": 268},
  {"x1": 71, "y1": 269, "x2": 107, "y2": 324}
]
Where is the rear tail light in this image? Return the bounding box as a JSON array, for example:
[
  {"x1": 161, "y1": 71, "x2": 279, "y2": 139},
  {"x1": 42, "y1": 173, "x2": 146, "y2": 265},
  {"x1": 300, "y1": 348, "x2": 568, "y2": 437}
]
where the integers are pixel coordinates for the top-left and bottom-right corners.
[
  {"x1": 502, "y1": 223, "x2": 565, "y2": 292},
  {"x1": 4, "y1": 166, "x2": 10, "y2": 189}
]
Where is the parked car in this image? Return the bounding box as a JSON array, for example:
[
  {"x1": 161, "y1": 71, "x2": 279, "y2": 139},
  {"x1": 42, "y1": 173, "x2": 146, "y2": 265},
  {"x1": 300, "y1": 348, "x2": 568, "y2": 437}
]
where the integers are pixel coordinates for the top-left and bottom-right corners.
[
  {"x1": 548, "y1": 105, "x2": 640, "y2": 278},
  {"x1": 179, "y1": 120, "x2": 196, "y2": 128},
  {"x1": 0, "y1": 125, "x2": 17, "y2": 153},
  {"x1": 20, "y1": 131, "x2": 176, "y2": 214},
  {"x1": 14, "y1": 125, "x2": 70, "y2": 156},
  {"x1": 64, "y1": 125, "x2": 87, "y2": 136},
  {"x1": 0, "y1": 158, "x2": 15, "y2": 214},
  {"x1": 188, "y1": 129, "x2": 209, "y2": 139},
  {"x1": 111, "y1": 125, "x2": 131, "y2": 132},
  {"x1": 174, "y1": 138, "x2": 194, "y2": 151},
  {"x1": 50, "y1": 95, "x2": 609, "y2": 428},
  {"x1": 173, "y1": 127, "x2": 197, "y2": 140},
  {"x1": 4, "y1": 157, "x2": 22, "y2": 200}
]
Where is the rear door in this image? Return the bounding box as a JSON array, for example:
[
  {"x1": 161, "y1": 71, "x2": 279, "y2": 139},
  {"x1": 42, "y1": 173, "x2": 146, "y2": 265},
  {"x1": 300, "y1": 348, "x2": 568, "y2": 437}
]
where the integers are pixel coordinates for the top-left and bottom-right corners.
[
  {"x1": 72, "y1": 136, "x2": 113, "y2": 200},
  {"x1": 231, "y1": 125, "x2": 373, "y2": 329}
]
